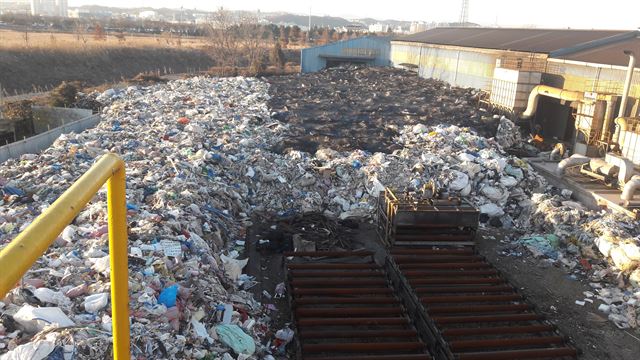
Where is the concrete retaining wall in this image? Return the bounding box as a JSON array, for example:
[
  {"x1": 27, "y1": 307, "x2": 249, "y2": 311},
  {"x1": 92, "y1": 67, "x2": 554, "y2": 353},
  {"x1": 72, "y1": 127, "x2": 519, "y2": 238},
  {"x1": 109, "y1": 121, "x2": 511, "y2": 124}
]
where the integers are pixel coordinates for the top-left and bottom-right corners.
[
  {"x1": 32, "y1": 106, "x2": 93, "y2": 134},
  {"x1": 0, "y1": 112, "x2": 100, "y2": 164}
]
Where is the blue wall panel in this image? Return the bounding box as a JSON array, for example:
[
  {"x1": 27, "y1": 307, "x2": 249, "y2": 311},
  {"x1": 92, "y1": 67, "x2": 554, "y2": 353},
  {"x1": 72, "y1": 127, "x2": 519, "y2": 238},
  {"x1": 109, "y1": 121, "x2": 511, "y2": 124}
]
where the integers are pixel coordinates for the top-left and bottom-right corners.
[{"x1": 301, "y1": 36, "x2": 391, "y2": 73}]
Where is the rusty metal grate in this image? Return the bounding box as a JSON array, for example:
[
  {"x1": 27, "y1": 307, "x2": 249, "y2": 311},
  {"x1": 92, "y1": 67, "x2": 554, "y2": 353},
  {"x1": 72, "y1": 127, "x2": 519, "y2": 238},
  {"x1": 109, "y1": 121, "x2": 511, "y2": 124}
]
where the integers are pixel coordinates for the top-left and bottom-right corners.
[{"x1": 286, "y1": 251, "x2": 433, "y2": 360}]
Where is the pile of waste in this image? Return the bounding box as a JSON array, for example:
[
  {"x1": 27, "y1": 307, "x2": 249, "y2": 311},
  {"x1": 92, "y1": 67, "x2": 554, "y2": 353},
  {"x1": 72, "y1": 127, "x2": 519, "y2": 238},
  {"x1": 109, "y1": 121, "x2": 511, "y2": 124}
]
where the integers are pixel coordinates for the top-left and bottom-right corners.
[
  {"x1": 0, "y1": 77, "x2": 286, "y2": 359},
  {"x1": 0, "y1": 72, "x2": 638, "y2": 358},
  {"x1": 516, "y1": 190, "x2": 640, "y2": 329},
  {"x1": 268, "y1": 66, "x2": 497, "y2": 153}
]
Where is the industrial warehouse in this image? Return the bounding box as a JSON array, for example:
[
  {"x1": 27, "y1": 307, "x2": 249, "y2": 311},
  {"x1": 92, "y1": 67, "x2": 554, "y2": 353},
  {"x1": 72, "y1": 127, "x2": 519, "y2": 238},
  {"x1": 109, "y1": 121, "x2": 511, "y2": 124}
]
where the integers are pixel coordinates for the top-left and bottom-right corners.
[
  {"x1": 1, "y1": 8, "x2": 640, "y2": 360},
  {"x1": 302, "y1": 27, "x2": 640, "y2": 212}
]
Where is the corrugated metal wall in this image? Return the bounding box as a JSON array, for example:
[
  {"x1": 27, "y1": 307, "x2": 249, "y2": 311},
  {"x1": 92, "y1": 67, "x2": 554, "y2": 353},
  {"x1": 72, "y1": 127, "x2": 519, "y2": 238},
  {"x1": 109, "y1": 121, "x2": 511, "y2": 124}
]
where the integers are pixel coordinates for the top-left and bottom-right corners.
[
  {"x1": 544, "y1": 60, "x2": 640, "y2": 116},
  {"x1": 391, "y1": 42, "x2": 640, "y2": 117},
  {"x1": 391, "y1": 42, "x2": 498, "y2": 90},
  {"x1": 301, "y1": 36, "x2": 391, "y2": 73}
]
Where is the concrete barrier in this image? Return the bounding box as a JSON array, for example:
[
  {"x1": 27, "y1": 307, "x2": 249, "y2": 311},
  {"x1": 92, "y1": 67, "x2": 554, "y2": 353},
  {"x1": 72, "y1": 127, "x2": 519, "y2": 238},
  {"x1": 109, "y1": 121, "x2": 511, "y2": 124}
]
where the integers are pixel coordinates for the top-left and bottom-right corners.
[{"x1": 0, "y1": 112, "x2": 100, "y2": 164}]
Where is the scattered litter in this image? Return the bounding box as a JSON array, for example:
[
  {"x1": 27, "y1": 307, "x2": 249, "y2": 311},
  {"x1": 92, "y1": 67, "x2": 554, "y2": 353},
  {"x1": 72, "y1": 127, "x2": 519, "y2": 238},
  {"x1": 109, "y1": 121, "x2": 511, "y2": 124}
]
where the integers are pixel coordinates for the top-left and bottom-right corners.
[
  {"x1": 215, "y1": 324, "x2": 256, "y2": 355},
  {"x1": 0, "y1": 69, "x2": 638, "y2": 356},
  {"x1": 84, "y1": 293, "x2": 109, "y2": 313},
  {"x1": 13, "y1": 305, "x2": 74, "y2": 333}
]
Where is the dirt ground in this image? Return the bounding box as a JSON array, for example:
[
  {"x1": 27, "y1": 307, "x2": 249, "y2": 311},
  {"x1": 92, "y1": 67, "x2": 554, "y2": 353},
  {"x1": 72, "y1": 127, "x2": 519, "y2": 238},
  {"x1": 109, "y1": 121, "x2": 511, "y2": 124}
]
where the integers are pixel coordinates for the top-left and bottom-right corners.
[
  {"x1": 244, "y1": 214, "x2": 381, "y2": 357},
  {"x1": 245, "y1": 212, "x2": 639, "y2": 359},
  {"x1": 267, "y1": 66, "x2": 497, "y2": 154},
  {"x1": 476, "y1": 228, "x2": 640, "y2": 360}
]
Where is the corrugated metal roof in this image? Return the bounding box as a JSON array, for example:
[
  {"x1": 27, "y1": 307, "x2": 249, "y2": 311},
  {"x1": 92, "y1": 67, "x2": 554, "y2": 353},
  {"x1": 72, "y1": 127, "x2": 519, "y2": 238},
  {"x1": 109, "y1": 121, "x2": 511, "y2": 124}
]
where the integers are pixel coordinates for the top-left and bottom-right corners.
[
  {"x1": 395, "y1": 27, "x2": 631, "y2": 54},
  {"x1": 552, "y1": 36, "x2": 640, "y2": 67}
]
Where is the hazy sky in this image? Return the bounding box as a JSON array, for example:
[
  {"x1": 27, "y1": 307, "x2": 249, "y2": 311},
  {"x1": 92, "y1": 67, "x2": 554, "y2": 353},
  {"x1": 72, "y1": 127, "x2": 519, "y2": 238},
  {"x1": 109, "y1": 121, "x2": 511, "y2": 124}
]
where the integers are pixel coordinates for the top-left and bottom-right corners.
[{"x1": 67, "y1": 0, "x2": 640, "y2": 30}]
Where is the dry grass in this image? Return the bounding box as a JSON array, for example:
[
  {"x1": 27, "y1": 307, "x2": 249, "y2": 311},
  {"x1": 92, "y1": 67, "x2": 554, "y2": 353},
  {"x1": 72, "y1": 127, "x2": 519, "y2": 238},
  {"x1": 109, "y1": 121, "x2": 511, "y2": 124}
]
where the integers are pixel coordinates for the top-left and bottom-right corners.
[
  {"x1": 0, "y1": 29, "x2": 301, "y2": 94},
  {"x1": 0, "y1": 29, "x2": 208, "y2": 51}
]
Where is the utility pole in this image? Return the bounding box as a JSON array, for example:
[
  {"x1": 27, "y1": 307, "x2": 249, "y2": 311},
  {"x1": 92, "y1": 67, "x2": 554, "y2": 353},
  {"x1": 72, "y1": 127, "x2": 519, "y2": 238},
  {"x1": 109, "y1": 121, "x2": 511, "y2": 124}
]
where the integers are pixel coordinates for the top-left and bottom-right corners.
[
  {"x1": 308, "y1": 4, "x2": 311, "y2": 42},
  {"x1": 459, "y1": 0, "x2": 469, "y2": 26}
]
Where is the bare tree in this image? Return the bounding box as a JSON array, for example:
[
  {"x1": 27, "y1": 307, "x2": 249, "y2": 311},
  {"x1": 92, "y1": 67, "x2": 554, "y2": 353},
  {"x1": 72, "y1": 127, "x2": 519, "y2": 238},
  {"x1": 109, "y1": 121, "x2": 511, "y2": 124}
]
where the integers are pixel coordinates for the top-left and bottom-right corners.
[
  {"x1": 94, "y1": 24, "x2": 107, "y2": 41},
  {"x1": 207, "y1": 8, "x2": 268, "y2": 73},
  {"x1": 279, "y1": 25, "x2": 290, "y2": 48},
  {"x1": 22, "y1": 26, "x2": 29, "y2": 47},
  {"x1": 270, "y1": 41, "x2": 286, "y2": 71},
  {"x1": 75, "y1": 21, "x2": 89, "y2": 49},
  {"x1": 321, "y1": 28, "x2": 331, "y2": 45},
  {"x1": 290, "y1": 25, "x2": 301, "y2": 45},
  {"x1": 115, "y1": 32, "x2": 126, "y2": 43},
  {"x1": 240, "y1": 15, "x2": 268, "y2": 75},
  {"x1": 206, "y1": 7, "x2": 241, "y2": 67}
]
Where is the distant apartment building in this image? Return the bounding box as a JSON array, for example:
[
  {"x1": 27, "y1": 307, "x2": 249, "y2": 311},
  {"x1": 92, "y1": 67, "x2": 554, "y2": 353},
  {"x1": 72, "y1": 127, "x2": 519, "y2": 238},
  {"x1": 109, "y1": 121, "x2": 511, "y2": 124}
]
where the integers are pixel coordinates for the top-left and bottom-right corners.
[
  {"x1": 0, "y1": 0, "x2": 30, "y2": 14},
  {"x1": 30, "y1": 0, "x2": 67, "y2": 17},
  {"x1": 138, "y1": 10, "x2": 157, "y2": 20},
  {"x1": 409, "y1": 22, "x2": 428, "y2": 34},
  {"x1": 368, "y1": 23, "x2": 390, "y2": 33},
  {"x1": 67, "y1": 8, "x2": 112, "y2": 19}
]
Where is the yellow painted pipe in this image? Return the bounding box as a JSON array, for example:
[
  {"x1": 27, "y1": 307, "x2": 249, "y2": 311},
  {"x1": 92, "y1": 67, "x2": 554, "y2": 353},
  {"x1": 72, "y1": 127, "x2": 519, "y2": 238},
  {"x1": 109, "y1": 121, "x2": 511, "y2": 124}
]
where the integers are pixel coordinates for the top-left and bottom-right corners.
[
  {"x1": 107, "y1": 157, "x2": 129, "y2": 360},
  {"x1": 614, "y1": 117, "x2": 630, "y2": 147},
  {"x1": 0, "y1": 153, "x2": 129, "y2": 359},
  {"x1": 521, "y1": 85, "x2": 585, "y2": 119},
  {"x1": 615, "y1": 117, "x2": 629, "y2": 133}
]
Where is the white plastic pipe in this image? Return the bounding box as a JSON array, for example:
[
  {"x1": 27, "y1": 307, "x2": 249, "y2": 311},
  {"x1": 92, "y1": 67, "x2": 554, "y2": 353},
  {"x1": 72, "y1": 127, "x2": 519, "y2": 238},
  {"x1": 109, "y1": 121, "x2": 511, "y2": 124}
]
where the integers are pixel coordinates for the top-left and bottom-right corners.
[
  {"x1": 521, "y1": 85, "x2": 584, "y2": 119},
  {"x1": 555, "y1": 154, "x2": 591, "y2": 176},
  {"x1": 618, "y1": 50, "x2": 636, "y2": 118},
  {"x1": 549, "y1": 143, "x2": 565, "y2": 160},
  {"x1": 621, "y1": 175, "x2": 640, "y2": 204},
  {"x1": 614, "y1": 117, "x2": 629, "y2": 147}
]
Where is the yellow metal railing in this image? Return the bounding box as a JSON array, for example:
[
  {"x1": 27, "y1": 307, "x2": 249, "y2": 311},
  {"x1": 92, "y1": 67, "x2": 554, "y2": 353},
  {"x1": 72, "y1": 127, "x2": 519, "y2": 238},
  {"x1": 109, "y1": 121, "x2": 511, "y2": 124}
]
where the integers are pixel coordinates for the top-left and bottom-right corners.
[{"x1": 0, "y1": 153, "x2": 130, "y2": 359}]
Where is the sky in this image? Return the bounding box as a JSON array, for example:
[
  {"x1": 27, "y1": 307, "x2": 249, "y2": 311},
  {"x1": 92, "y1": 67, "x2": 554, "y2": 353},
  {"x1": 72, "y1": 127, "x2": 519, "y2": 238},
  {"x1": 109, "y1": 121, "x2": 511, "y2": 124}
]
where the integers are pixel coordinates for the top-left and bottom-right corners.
[{"x1": 67, "y1": 0, "x2": 640, "y2": 30}]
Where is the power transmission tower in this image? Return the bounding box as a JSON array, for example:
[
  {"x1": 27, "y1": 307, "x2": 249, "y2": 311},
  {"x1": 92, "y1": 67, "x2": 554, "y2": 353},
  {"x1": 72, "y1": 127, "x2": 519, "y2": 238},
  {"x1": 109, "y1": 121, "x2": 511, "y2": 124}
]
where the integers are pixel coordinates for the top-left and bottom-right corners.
[{"x1": 459, "y1": 0, "x2": 469, "y2": 26}]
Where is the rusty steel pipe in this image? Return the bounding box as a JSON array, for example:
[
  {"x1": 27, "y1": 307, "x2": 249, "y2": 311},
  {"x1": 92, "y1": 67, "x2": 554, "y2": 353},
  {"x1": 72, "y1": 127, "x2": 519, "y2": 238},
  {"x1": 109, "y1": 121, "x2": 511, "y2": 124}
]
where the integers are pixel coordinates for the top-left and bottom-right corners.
[
  {"x1": 391, "y1": 248, "x2": 474, "y2": 255},
  {"x1": 455, "y1": 347, "x2": 577, "y2": 360},
  {"x1": 397, "y1": 223, "x2": 474, "y2": 229},
  {"x1": 405, "y1": 269, "x2": 499, "y2": 277},
  {"x1": 409, "y1": 278, "x2": 503, "y2": 285},
  {"x1": 284, "y1": 250, "x2": 374, "y2": 257},
  {"x1": 433, "y1": 313, "x2": 541, "y2": 324},
  {"x1": 292, "y1": 278, "x2": 387, "y2": 286},
  {"x1": 416, "y1": 285, "x2": 513, "y2": 293},
  {"x1": 399, "y1": 262, "x2": 491, "y2": 269},
  {"x1": 290, "y1": 270, "x2": 383, "y2": 277},
  {"x1": 296, "y1": 307, "x2": 403, "y2": 317},
  {"x1": 393, "y1": 255, "x2": 484, "y2": 263},
  {"x1": 449, "y1": 336, "x2": 566, "y2": 350},
  {"x1": 395, "y1": 235, "x2": 474, "y2": 241},
  {"x1": 305, "y1": 354, "x2": 431, "y2": 360},
  {"x1": 294, "y1": 287, "x2": 393, "y2": 296},
  {"x1": 421, "y1": 294, "x2": 522, "y2": 303},
  {"x1": 442, "y1": 324, "x2": 556, "y2": 337},
  {"x1": 299, "y1": 329, "x2": 418, "y2": 339},
  {"x1": 297, "y1": 317, "x2": 409, "y2": 327},
  {"x1": 296, "y1": 296, "x2": 398, "y2": 305},
  {"x1": 428, "y1": 304, "x2": 531, "y2": 314},
  {"x1": 303, "y1": 341, "x2": 425, "y2": 353},
  {"x1": 288, "y1": 263, "x2": 377, "y2": 270}
]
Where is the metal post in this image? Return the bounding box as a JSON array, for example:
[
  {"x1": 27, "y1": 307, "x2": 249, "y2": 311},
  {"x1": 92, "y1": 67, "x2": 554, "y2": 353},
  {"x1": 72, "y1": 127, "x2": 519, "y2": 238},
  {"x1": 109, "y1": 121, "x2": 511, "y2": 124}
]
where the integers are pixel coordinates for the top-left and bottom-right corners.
[
  {"x1": 0, "y1": 154, "x2": 129, "y2": 359},
  {"x1": 108, "y1": 164, "x2": 130, "y2": 360},
  {"x1": 308, "y1": 5, "x2": 311, "y2": 42},
  {"x1": 619, "y1": 50, "x2": 636, "y2": 118}
]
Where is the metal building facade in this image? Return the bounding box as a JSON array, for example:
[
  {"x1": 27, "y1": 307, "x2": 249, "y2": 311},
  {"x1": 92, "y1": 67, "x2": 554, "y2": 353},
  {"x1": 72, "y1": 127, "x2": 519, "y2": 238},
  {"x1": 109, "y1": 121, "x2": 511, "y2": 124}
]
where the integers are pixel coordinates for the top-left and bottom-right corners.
[
  {"x1": 544, "y1": 59, "x2": 640, "y2": 116},
  {"x1": 391, "y1": 41, "x2": 547, "y2": 90},
  {"x1": 301, "y1": 36, "x2": 391, "y2": 73},
  {"x1": 391, "y1": 41, "x2": 501, "y2": 90}
]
